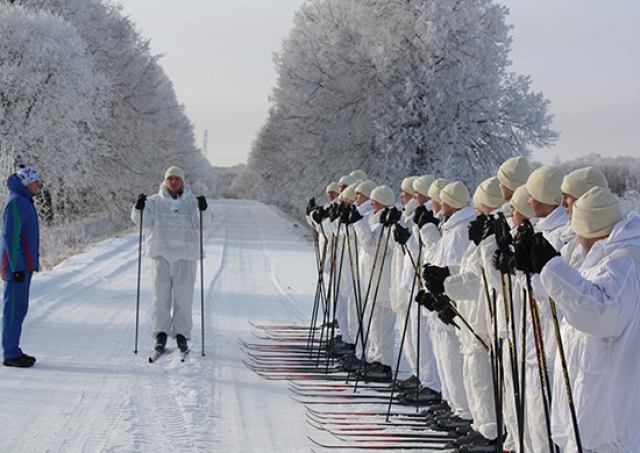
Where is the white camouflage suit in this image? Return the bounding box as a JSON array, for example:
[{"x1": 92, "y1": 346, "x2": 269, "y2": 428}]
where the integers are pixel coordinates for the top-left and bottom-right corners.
[{"x1": 131, "y1": 182, "x2": 213, "y2": 340}]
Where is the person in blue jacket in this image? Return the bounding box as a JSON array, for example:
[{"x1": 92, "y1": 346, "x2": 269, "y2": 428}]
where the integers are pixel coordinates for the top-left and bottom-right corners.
[{"x1": 2, "y1": 164, "x2": 40, "y2": 368}]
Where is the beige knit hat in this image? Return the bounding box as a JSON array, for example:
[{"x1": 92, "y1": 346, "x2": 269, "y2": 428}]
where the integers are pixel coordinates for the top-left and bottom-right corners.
[
  {"x1": 350, "y1": 170, "x2": 368, "y2": 182},
  {"x1": 428, "y1": 178, "x2": 451, "y2": 203},
  {"x1": 165, "y1": 166, "x2": 185, "y2": 180},
  {"x1": 510, "y1": 185, "x2": 535, "y2": 219},
  {"x1": 413, "y1": 174, "x2": 436, "y2": 197},
  {"x1": 341, "y1": 182, "x2": 357, "y2": 202},
  {"x1": 571, "y1": 187, "x2": 623, "y2": 238},
  {"x1": 401, "y1": 176, "x2": 418, "y2": 195},
  {"x1": 356, "y1": 180, "x2": 376, "y2": 198},
  {"x1": 526, "y1": 166, "x2": 564, "y2": 206},
  {"x1": 326, "y1": 182, "x2": 340, "y2": 194},
  {"x1": 440, "y1": 181, "x2": 470, "y2": 209},
  {"x1": 339, "y1": 174, "x2": 357, "y2": 187},
  {"x1": 474, "y1": 177, "x2": 505, "y2": 210},
  {"x1": 370, "y1": 185, "x2": 395, "y2": 207},
  {"x1": 497, "y1": 156, "x2": 530, "y2": 191},
  {"x1": 561, "y1": 166, "x2": 609, "y2": 199}
]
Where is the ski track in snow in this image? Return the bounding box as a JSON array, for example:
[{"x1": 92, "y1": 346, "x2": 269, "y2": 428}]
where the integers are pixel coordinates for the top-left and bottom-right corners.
[{"x1": 0, "y1": 200, "x2": 331, "y2": 453}]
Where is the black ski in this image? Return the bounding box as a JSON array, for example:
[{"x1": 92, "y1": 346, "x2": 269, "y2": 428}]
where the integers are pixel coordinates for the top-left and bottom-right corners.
[{"x1": 308, "y1": 435, "x2": 451, "y2": 450}]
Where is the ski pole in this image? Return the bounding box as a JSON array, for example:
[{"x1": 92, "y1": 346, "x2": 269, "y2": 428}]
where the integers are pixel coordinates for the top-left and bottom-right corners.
[
  {"x1": 134, "y1": 208, "x2": 143, "y2": 354},
  {"x1": 548, "y1": 296, "x2": 583, "y2": 453},
  {"x1": 200, "y1": 209, "x2": 205, "y2": 357}
]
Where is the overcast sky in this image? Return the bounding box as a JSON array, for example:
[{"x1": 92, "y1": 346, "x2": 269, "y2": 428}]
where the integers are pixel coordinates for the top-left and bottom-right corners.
[{"x1": 116, "y1": 0, "x2": 640, "y2": 168}]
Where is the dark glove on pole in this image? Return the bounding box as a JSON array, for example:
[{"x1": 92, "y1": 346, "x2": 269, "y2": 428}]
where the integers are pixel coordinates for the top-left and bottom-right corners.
[
  {"x1": 468, "y1": 214, "x2": 487, "y2": 246},
  {"x1": 197, "y1": 196, "x2": 208, "y2": 211},
  {"x1": 412, "y1": 205, "x2": 427, "y2": 225},
  {"x1": 437, "y1": 305, "x2": 457, "y2": 326},
  {"x1": 393, "y1": 224, "x2": 411, "y2": 245},
  {"x1": 417, "y1": 209, "x2": 438, "y2": 229},
  {"x1": 530, "y1": 233, "x2": 560, "y2": 274},
  {"x1": 381, "y1": 207, "x2": 402, "y2": 226},
  {"x1": 348, "y1": 205, "x2": 363, "y2": 224},
  {"x1": 514, "y1": 219, "x2": 536, "y2": 273},
  {"x1": 422, "y1": 264, "x2": 450, "y2": 295},
  {"x1": 135, "y1": 194, "x2": 146, "y2": 211},
  {"x1": 306, "y1": 197, "x2": 317, "y2": 215},
  {"x1": 482, "y1": 214, "x2": 496, "y2": 241},
  {"x1": 312, "y1": 207, "x2": 326, "y2": 224}
]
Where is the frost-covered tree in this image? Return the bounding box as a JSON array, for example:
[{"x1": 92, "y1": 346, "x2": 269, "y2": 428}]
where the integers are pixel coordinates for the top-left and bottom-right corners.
[
  {"x1": 243, "y1": 0, "x2": 558, "y2": 217},
  {"x1": 0, "y1": 4, "x2": 110, "y2": 222}
]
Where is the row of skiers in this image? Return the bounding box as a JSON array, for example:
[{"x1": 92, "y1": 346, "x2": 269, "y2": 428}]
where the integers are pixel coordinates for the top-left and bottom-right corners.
[{"x1": 305, "y1": 158, "x2": 640, "y2": 453}]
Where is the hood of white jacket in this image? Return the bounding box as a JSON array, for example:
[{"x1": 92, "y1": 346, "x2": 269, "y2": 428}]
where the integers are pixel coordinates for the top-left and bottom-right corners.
[{"x1": 583, "y1": 210, "x2": 640, "y2": 269}]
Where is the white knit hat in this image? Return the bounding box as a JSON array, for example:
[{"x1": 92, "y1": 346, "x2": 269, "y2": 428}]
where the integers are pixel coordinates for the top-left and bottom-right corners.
[
  {"x1": 498, "y1": 156, "x2": 530, "y2": 191},
  {"x1": 413, "y1": 174, "x2": 436, "y2": 197},
  {"x1": 526, "y1": 166, "x2": 564, "y2": 206},
  {"x1": 339, "y1": 174, "x2": 357, "y2": 187},
  {"x1": 428, "y1": 178, "x2": 450, "y2": 203},
  {"x1": 350, "y1": 169, "x2": 367, "y2": 182},
  {"x1": 571, "y1": 187, "x2": 623, "y2": 239},
  {"x1": 561, "y1": 166, "x2": 609, "y2": 199},
  {"x1": 440, "y1": 181, "x2": 470, "y2": 209},
  {"x1": 370, "y1": 185, "x2": 395, "y2": 207},
  {"x1": 342, "y1": 182, "x2": 357, "y2": 202},
  {"x1": 326, "y1": 182, "x2": 340, "y2": 194},
  {"x1": 510, "y1": 185, "x2": 535, "y2": 219},
  {"x1": 356, "y1": 180, "x2": 376, "y2": 198},
  {"x1": 16, "y1": 164, "x2": 40, "y2": 186},
  {"x1": 164, "y1": 166, "x2": 185, "y2": 180},
  {"x1": 473, "y1": 177, "x2": 505, "y2": 210},
  {"x1": 401, "y1": 176, "x2": 418, "y2": 195}
]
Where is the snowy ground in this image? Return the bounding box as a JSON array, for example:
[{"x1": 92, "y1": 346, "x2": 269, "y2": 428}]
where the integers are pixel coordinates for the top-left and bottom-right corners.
[{"x1": 0, "y1": 200, "x2": 329, "y2": 452}]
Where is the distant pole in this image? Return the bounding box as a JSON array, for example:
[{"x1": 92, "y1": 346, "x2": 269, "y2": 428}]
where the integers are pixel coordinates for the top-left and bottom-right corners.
[{"x1": 202, "y1": 129, "x2": 208, "y2": 158}]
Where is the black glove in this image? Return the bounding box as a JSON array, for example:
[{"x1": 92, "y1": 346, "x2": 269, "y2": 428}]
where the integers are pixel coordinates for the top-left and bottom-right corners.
[
  {"x1": 312, "y1": 207, "x2": 326, "y2": 224},
  {"x1": 328, "y1": 204, "x2": 341, "y2": 222},
  {"x1": 393, "y1": 224, "x2": 411, "y2": 245},
  {"x1": 13, "y1": 271, "x2": 25, "y2": 283},
  {"x1": 412, "y1": 205, "x2": 427, "y2": 225},
  {"x1": 381, "y1": 207, "x2": 402, "y2": 226},
  {"x1": 514, "y1": 220, "x2": 536, "y2": 273},
  {"x1": 494, "y1": 212, "x2": 512, "y2": 251},
  {"x1": 348, "y1": 205, "x2": 363, "y2": 224},
  {"x1": 492, "y1": 247, "x2": 516, "y2": 275},
  {"x1": 422, "y1": 264, "x2": 450, "y2": 295},
  {"x1": 530, "y1": 233, "x2": 560, "y2": 274},
  {"x1": 417, "y1": 209, "x2": 438, "y2": 229},
  {"x1": 437, "y1": 306, "x2": 458, "y2": 326},
  {"x1": 135, "y1": 194, "x2": 147, "y2": 211},
  {"x1": 197, "y1": 196, "x2": 208, "y2": 211},
  {"x1": 482, "y1": 214, "x2": 496, "y2": 240},
  {"x1": 306, "y1": 197, "x2": 317, "y2": 215},
  {"x1": 468, "y1": 214, "x2": 487, "y2": 246},
  {"x1": 339, "y1": 204, "x2": 352, "y2": 224},
  {"x1": 415, "y1": 290, "x2": 438, "y2": 311}
]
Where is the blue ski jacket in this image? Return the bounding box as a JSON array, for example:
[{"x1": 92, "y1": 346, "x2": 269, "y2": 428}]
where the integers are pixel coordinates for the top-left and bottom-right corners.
[{"x1": 1, "y1": 174, "x2": 39, "y2": 280}]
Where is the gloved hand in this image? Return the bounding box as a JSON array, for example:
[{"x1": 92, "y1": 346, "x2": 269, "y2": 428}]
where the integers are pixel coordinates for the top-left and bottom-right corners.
[
  {"x1": 13, "y1": 271, "x2": 25, "y2": 283},
  {"x1": 514, "y1": 220, "x2": 536, "y2": 273},
  {"x1": 348, "y1": 205, "x2": 363, "y2": 224},
  {"x1": 328, "y1": 204, "x2": 341, "y2": 222},
  {"x1": 468, "y1": 214, "x2": 487, "y2": 246},
  {"x1": 339, "y1": 204, "x2": 352, "y2": 224},
  {"x1": 530, "y1": 232, "x2": 560, "y2": 274},
  {"x1": 135, "y1": 194, "x2": 146, "y2": 211},
  {"x1": 393, "y1": 224, "x2": 411, "y2": 245},
  {"x1": 415, "y1": 290, "x2": 438, "y2": 311},
  {"x1": 494, "y1": 212, "x2": 512, "y2": 250},
  {"x1": 416, "y1": 209, "x2": 438, "y2": 229},
  {"x1": 312, "y1": 207, "x2": 326, "y2": 224},
  {"x1": 437, "y1": 306, "x2": 458, "y2": 327},
  {"x1": 412, "y1": 205, "x2": 427, "y2": 225},
  {"x1": 197, "y1": 196, "x2": 208, "y2": 211},
  {"x1": 482, "y1": 214, "x2": 496, "y2": 240},
  {"x1": 422, "y1": 264, "x2": 450, "y2": 295},
  {"x1": 492, "y1": 247, "x2": 516, "y2": 275},
  {"x1": 381, "y1": 207, "x2": 402, "y2": 226},
  {"x1": 306, "y1": 197, "x2": 317, "y2": 215}
]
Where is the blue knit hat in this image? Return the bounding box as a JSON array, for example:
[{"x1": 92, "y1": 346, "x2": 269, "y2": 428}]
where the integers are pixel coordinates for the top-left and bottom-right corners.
[{"x1": 16, "y1": 164, "x2": 40, "y2": 186}]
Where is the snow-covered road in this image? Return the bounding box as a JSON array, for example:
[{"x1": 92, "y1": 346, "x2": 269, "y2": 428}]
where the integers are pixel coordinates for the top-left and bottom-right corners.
[{"x1": 0, "y1": 200, "x2": 319, "y2": 452}]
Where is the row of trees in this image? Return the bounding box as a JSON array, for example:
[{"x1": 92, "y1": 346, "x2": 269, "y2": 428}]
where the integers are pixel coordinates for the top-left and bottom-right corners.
[
  {"x1": 0, "y1": 0, "x2": 214, "y2": 234},
  {"x1": 234, "y1": 0, "x2": 558, "y2": 217}
]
